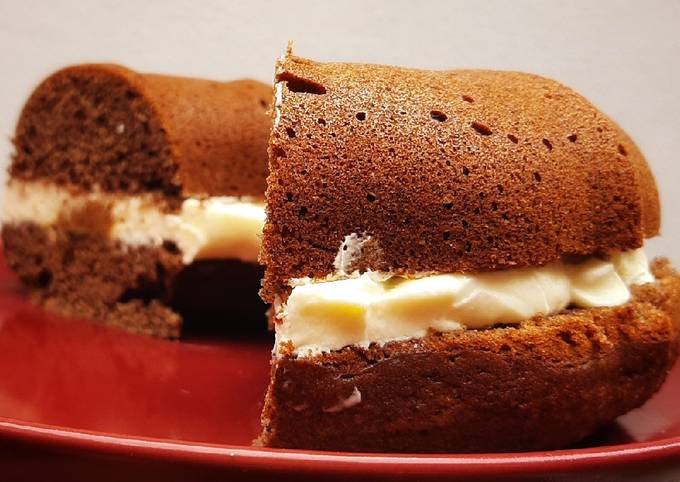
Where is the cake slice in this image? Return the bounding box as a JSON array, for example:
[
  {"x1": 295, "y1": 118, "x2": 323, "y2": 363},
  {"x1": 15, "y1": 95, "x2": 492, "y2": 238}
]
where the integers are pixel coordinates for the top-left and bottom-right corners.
[
  {"x1": 2, "y1": 64, "x2": 271, "y2": 338},
  {"x1": 257, "y1": 51, "x2": 680, "y2": 452}
]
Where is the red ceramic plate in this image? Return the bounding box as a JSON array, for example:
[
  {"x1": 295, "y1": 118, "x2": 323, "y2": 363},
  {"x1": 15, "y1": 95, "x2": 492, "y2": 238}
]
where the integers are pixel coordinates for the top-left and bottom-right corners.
[{"x1": 0, "y1": 254, "x2": 679, "y2": 482}]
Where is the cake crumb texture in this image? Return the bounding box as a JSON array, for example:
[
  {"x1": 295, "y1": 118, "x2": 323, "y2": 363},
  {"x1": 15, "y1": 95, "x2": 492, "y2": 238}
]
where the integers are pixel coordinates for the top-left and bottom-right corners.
[
  {"x1": 258, "y1": 260, "x2": 680, "y2": 452},
  {"x1": 2, "y1": 222, "x2": 266, "y2": 338},
  {"x1": 261, "y1": 55, "x2": 660, "y2": 301},
  {"x1": 11, "y1": 64, "x2": 271, "y2": 198}
]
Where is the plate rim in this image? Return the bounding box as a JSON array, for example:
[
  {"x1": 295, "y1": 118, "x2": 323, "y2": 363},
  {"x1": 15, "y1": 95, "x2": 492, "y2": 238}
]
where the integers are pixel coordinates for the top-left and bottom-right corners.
[{"x1": 2, "y1": 416, "x2": 680, "y2": 476}]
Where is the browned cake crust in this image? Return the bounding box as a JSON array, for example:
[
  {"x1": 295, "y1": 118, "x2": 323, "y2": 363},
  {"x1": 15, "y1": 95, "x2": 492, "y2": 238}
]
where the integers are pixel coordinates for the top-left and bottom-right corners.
[
  {"x1": 258, "y1": 260, "x2": 680, "y2": 452},
  {"x1": 2, "y1": 222, "x2": 266, "y2": 338},
  {"x1": 261, "y1": 54, "x2": 660, "y2": 301},
  {"x1": 11, "y1": 64, "x2": 271, "y2": 198}
]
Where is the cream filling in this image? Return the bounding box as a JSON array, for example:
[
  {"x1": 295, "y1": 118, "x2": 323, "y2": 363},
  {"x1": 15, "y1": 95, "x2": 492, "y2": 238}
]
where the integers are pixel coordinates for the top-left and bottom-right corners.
[
  {"x1": 275, "y1": 248, "x2": 654, "y2": 357},
  {"x1": 1, "y1": 180, "x2": 265, "y2": 264}
]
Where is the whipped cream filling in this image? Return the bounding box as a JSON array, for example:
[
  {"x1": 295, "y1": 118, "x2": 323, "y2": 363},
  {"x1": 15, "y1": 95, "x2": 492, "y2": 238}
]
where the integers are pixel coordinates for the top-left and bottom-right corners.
[
  {"x1": 2, "y1": 180, "x2": 265, "y2": 264},
  {"x1": 275, "y1": 248, "x2": 654, "y2": 357}
]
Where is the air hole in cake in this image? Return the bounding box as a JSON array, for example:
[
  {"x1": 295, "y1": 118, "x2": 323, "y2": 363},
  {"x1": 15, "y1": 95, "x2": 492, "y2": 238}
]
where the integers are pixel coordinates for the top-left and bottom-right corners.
[
  {"x1": 462, "y1": 166, "x2": 470, "y2": 176},
  {"x1": 542, "y1": 138, "x2": 553, "y2": 150},
  {"x1": 285, "y1": 192, "x2": 294, "y2": 202},
  {"x1": 430, "y1": 110, "x2": 447, "y2": 122},
  {"x1": 559, "y1": 331, "x2": 578, "y2": 347},
  {"x1": 507, "y1": 134, "x2": 519, "y2": 144},
  {"x1": 74, "y1": 109, "x2": 86, "y2": 121},
  {"x1": 366, "y1": 193, "x2": 377, "y2": 202},
  {"x1": 497, "y1": 184, "x2": 504, "y2": 194},
  {"x1": 443, "y1": 231, "x2": 451, "y2": 240},
  {"x1": 462, "y1": 95, "x2": 474, "y2": 103},
  {"x1": 298, "y1": 206, "x2": 308, "y2": 218},
  {"x1": 568, "y1": 134, "x2": 578, "y2": 143},
  {"x1": 502, "y1": 212, "x2": 510, "y2": 220},
  {"x1": 285, "y1": 127, "x2": 296, "y2": 138},
  {"x1": 597, "y1": 126, "x2": 603, "y2": 133},
  {"x1": 155, "y1": 261, "x2": 166, "y2": 281},
  {"x1": 37, "y1": 269, "x2": 52, "y2": 288},
  {"x1": 355, "y1": 112, "x2": 366, "y2": 121},
  {"x1": 118, "y1": 280, "x2": 163, "y2": 306},
  {"x1": 461, "y1": 219, "x2": 469, "y2": 229},
  {"x1": 272, "y1": 146, "x2": 287, "y2": 158},
  {"x1": 534, "y1": 171, "x2": 542, "y2": 182},
  {"x1": 618, "y1": 144, "x2": 628, "y2": 156},
  {"x1": 491, "y1": 201, "x2": 499, "y2": 211},
  {"x1": 584, "y1": 327, "x2": 598, "y2": 342},
  {"x1": 277, "y1": 72, "x2": 327, "y2": 95},
  {"x1": 22, "y1": 125, "x2": 37, "y2": 142},
  {"x1": 471, "y1": 121, "x2": 492, "y2": 136},
  {"x1": 443, "y1": 202, "x2": 453, "y2": 209},
  {"x1": 465, "y1": 241, "x2": 472, "y2": 252},
  {"x1": 162, "y1": 240, "x2": 180, "y2": 254},
  {"x1": 317, "y1": 118, "x2": 326, "y2": 125},
  {"x1": 259, "y1": 99, "x2": 268, "y2": 109}
]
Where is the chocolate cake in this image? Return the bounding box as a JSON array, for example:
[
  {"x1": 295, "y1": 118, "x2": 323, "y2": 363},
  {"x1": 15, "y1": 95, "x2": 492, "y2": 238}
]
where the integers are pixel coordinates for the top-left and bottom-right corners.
[
  {"x1": 257, "y1": 50, "x2": 680, "y2": 452},
  {"x1": 2, "y1": 64, "x2": 271, "y2": 338}
]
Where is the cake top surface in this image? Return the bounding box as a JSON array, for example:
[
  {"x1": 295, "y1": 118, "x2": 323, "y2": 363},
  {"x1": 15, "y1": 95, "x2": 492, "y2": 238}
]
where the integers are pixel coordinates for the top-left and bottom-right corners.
[{"x1": 260, "y1": 51, "x2": 659, "y2": 301}]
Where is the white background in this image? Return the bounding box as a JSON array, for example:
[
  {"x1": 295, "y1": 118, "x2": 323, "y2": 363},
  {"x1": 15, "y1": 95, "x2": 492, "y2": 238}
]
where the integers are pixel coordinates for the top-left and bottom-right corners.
[{"x1": 0, "y1": 0, "x2": 678, "y2": 262}]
